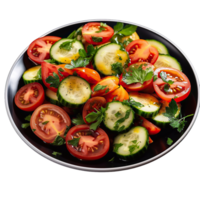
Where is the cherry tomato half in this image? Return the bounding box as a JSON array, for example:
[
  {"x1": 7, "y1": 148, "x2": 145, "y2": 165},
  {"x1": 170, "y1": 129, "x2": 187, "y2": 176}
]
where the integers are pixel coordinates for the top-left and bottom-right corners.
[
  {"x1": 82, "y1": 97, "x2": 107, "y2": 124},
  {"x1": 72, "y1": 68, "x2": 101, "y2": 85},
  {"x1": 15, "y1": 82, "x2": 45, "y2": 111},
  {"x1": 119, "y1": 62, "x2": 154, "y2": 92},
  {"x1": 153, "y1": 67, "x2": 191, "y2": 102},
  {"x1": 126, "y1": 39, "x2": 159, "y2": 64},
  {"x1": 82, "y1": 22, "x2": 114, "y2": 45},
  {"x1": 30, "y1": 104, "x2": 71, "y2": 144},
  {"x1": 41, "y1": 62, "x2": 73, "y2": 92},
  {"x1": 27, "y1": 36, "x2": 61, "y2": 64},
  {"x1": 66, "y1": 125, "x2": 110, "y2": 160}
]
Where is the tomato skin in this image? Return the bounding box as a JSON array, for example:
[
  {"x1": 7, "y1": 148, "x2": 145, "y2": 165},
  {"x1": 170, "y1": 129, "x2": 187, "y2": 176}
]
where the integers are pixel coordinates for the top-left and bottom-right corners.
[
  {"x1": 41, "y1": 62, "x2": 73, "y2": 92},
  {"x1": 82, "y1": 97, "x2": 107, "y2": 124},
  {"x1": 72, "y1": 68, "x2": 101, "y2": 85},
  {"x1": 82, "y1": 22, "x2": 114, "y2": 45},
  {"x1": 153, "y1": 67, "x2": 191, "y2": 102},
  {"x1": 105, "y1": 85, "x2": 129, "y2": 102},
  {"x1": 126, "y1": 39, "x2": 159, "y2": 65},
  {"x1": 27, "y1": 36, "x2": 61, "y2": 64},
  {"x1": 91, "y1": 76, "x2": 119, "y2": 97},
  {"x1": 30, "y1": 104, "x2": 71, "y2": 144},
  {"x1": 119, "y1": 62, "x2": 154, "y2": 92},
  {"x1": 134, "y1": 116, "x2": 161, "y2": 135},
  {"x1": 66, "y1": 125, "x2": 110, "y2": 160},
  {"x1": 15, "y1": 82, "x2": 45, "y2": 111}
]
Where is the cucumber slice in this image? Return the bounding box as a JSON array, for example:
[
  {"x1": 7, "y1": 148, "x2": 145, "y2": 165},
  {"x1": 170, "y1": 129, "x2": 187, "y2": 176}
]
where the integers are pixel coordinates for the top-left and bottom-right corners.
[
  {"x1": 50, "y1": 39, "x2": 84, "y2": 64},
  {"x1": 154, "y1": 55, "x2": 182, "y2": 71},
  {"x1": 152, "y1": 100, "x2": 181, "y2": 127},
  {"x1": 94, "y1": 43, "x2": 129, "y2": 75},
  {"x1": 22, "y1": 66, "x2": 42, "y2": 84},
  {"x1": 146, "y1": 39, "x2": 168, "y2": 54},
  {"x1": 57, "y1": 76, "x2": 91, "y2": 107},
  {"x1": 46, "y1": 89, "x2": 61, "y2": 105},
  {"x1": 129, "y1": 92, "x2": 161, "y2": 118},
  {"x1": 103, "y1": 101, "x2": 134, "y2": 132},
  {"x1": 113, "y1": 126, "x2": 149, "y2": 161}
]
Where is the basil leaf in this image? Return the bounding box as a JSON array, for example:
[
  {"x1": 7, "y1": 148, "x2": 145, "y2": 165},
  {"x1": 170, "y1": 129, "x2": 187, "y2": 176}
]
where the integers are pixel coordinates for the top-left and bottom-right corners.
[
  {"x1": 68, "y1": 138, "x2": 80, "y2": 147},
  {"x1": 118, "y1": 25, "x2": 137, "y2": 36},
  {"x1": 114, "y1": 22, "x2": 124, "y2": 34},
  {"x1": 52, "y1": 136, "x2": 65, "y2": 146},
  {"x1": 111, "y1": 62, "x2": 123, "y2": 75},
  {"x1": 21, "y1": 123, "x2": 30, "y2": 129},
  {"x1": 92, "y1": 36, "x2": 102, "y2": 43},
  {"x1": 67, "y1": 30, "x2": 76, "y2": 39},
  {"x1": 72, "y1": 114, "x2": 85, "y2": 125}
]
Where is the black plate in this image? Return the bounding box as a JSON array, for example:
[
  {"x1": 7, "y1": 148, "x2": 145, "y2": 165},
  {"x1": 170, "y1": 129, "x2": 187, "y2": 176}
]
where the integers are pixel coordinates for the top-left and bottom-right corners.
[{"x1": 5, "y1": 20, "x2": 200, "y2": 172}]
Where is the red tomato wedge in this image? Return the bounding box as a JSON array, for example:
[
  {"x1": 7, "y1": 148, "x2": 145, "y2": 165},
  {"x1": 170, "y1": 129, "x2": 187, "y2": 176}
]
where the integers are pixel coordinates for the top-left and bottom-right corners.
[
  {"x1": 66, "y1": 125, "x2": 110, "y2": 160},
  {"x1": 153, "y1": 67, "x2": 191, "y2": 102},
  {"x1": 30, "y1": 104, "x2": 71, "y2": 144},
  {"x1": 82, "y1": 97, "x2": 107, "y2": 124},
  {"x1": 91, "y1": 76, "x2": 119, "y2": 97},
  {"x1": 27, "y1": 36, "x2": 61, "y2": 64},
  {"x1": 126, "y1": 39, "x2": 159, "y2": 64},
  {"x1": 149, "y1": 137, "x2": 153, "y2": 144},
  {"x1": 82, "y1": 22, "x2": 114, "y2": 45},
  {"x1": 134, "y1": 116, "x2": 161, "y2": 135},
  {"x1": 119, "y1": 62, "x2": 154, "y2": 92},
  {"x1": 15, "y1": 82, "x2": 45, "y2": 111},
  {"x1": 72, "y1": 68, "x2": 101, "y2": 85},
  {"x1": 41, "y1": 62, "x2": 73, "y2": 92},
  {"x1": 105, "y1": 85, "x2": 129, "y2": 102}
]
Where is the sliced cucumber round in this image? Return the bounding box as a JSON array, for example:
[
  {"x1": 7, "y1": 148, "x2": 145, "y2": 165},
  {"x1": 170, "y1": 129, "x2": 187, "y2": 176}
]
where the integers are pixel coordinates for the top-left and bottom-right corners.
[
  {"x1": 57, "y1": 76, "x2": 91, "y2": 107},
  {"x1": 22, "y1": 66, "x2": 42, "y2": 84},
  {"x1": 103, "y1": 101, "x2": 134, "y2": 132},
  {"x1": 152, "y1": 100, "x2": 181, "y2": 127},
  {"x1": 146, "y1": 39, "x2": 168, "y2": 54},
  {"x1": 50, "y1": 38, "x2": 84, "y2": 64},
  {"x1": 113, "y1": 126, "x2": 149, "y2": 161},
  {"x1": 154, "y1": 55, "x2": 182, "y2": 71},
  {"x1": 46, "y1": 89, "x2": 61, "y2": 105},
  {"x1": 94, "y1": 43, "x2": 129, "y2": 75},
  {"x1": 129, "y1": 92, "x2": 161, "y2": 118}
]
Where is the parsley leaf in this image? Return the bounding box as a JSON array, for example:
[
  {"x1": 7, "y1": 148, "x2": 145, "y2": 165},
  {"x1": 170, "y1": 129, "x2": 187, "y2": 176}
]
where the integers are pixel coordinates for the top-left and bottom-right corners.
[
  {"x1": 33, "y1": 68, "x2": 41, "y2": 79},
  {"x1": 64, "y1": 126, "x2": 70, "y2": 137},
  {"x1": 45, "y1": 72, "x2": 60, "y2": 88},
  {"x1": 122, "y1": 65, "x2": 153, "y2": 85},
  {"x1": 164, "y1": 84, "x2": 170, "y2": 92},
  {"x1": 67, "y1": 30, "x2": 76, "y2": 39},
  {"x1": 108, "y1": 157, "x2": 115, "y2": 162},
  {"x1": 72, "y1": 114, "x2": 85, "y2": 125},
  {"x1": 79, "y1": 49, "x2": 87, "y2": 57},
  {"x1": 114, "y1": 22, "x2": 124, "y2": 34},
  {"x1": 167, "y1": 138, "x2": 173, "y2": 145},
  {"x1": 92, "y1": 36, "x2": 102, "y2": 43},
  {"x1": 115, "y1": 111, "x2": 122, "y2": 118},
  {"x1": 42, "y1": 121, "x2": 49, "y2": 125},
  {"x1": 52, "y1": 151, "x2": 62, "y2": 156},
  {"x1": 163, "y1": 99, "x2": 178, "y2": 118},
  {"x1": 52, "y1": 136, "x2": 65, "y2": 146},
  {"x1": 129, "y1": 99, "x2": 144, "y2": 108},
  {"x1": 153, "y1": 75, "x2": 158, "y2": 82},
  {"x1": 111, "y1": 62, "x2": 123, "y2": 75},
  {"x1": 123, "y1": 38, "x2": 133, "y2": 46},
  {"x1": 68, "y1": 138, "x2": 80, "y2": 147},
  {"x1": 44, "y1": 58, "x2": 60, "y2": 64},
  {"x1": 21, "y1": 123, "x2": 30, "y2": 129},
  {"x1": 96, "y1": 27, "x2": 106, "y2": 33},
  {"x1": 24, "y1": 115, "x2": 31, "y2": 121},
  {"x1": 118, "y1": 24, "x2": 137, "y2": 36},
  {"x1": 100, "y1": 22, "x2": 107, "y2": 27},
  {"x1": 113, "y1": 143, "x2": 123, "y2": 153},
  {"x1": 59, "y1": 40, "x2": 74, "y2": 51},
  {"x1": 32, "y1": 129, "x2": 36, "y2": 132},
  {"x1": 129, "y1": 140, "x2": 140, "y2": 154},
  {"x1": 160, "y1": 71, "x2": 174, "y2": 85},
  {"x1": 94, "y1": 84, "x2": 107, "y2": 91}
]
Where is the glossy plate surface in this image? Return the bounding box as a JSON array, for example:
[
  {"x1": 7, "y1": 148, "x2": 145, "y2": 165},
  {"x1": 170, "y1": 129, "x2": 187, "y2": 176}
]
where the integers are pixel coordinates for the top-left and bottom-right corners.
[{"x1": 5, "y1": 20, "x2": 200, "y2": 172}]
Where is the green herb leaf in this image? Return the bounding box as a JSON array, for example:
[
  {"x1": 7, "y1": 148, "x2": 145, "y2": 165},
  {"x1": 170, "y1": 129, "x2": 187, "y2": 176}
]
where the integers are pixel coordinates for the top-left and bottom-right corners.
[
  {"x1": 68, "y1": 137, "x2": 80, "y2": 147},
  {"x1": 52, "y1": 136, "x2": 65, "y2": 146},
  {"x1": 108, "y1": 157, "x2": 115, "y2": 162},
  {"x1": 65, "y1": 57, "x2": 90, "y2": 69},
  {"x1": 153, "y1": 75, "x2": 158, "y2": 82},
  {"x1": 129, "y1": 99, "x2": 144, "y2": 108},
  {"x1": 163, "y1": 99, "x2": 178, "y2": 118},
  {"x1": 86, "y1": 45, "x2": 96, "y2": 57},
  {"x1": 167, "y1": 138, "x2": 173, "y2": 145},
  {"x1": 25, "y1": 115, "x2": 31, "y2": 121},
  {"x1": 67, "y1": 30, "x2": 76, "y2": 39},
  {"x1": 92, "y1": 36, "x2": 102, "y2": 43},
  {"x1": 100, "y1": 22, "x2": 107, "y2": 27},
  {"x1": 111, "y1": 62, "x2": 123, "y2": 75},
  {"x1": 123, "y1": 38, "x2": 133, "y2": 46},
  {"x1": 164, "y1": 84, "x2": 170, "y2": 92},
  {"x1": 72, "y1": 114, "x2": 85, "y2": 125},
  {"x1": 129, "y1": 140, "x2": 140, "y2": 154},
  {"x1": 45, "y1": 72, "x2": 60, "y2": 88},
  {"x1": 33, "y1": 68, "x2": 41, "y2": 79},
  {"x1": 42, "y1": 121, "x2": 49, "y2": 125},
  {"x1": 114, "y1": 22, "x2": 124, "y2": 34},
  {"x1": 117, "y1": 125, "x2": 125, "y2": 132},
  {"x1": 59, "y1": 40, "x2": 74, "y2": 51},
  {"x1": 115, "y1": 111, "x2": 122, "y2": 118},
  {"x1": 32, "y1": 129, "x2": 36, "y2": 132},
  {"x1": 160, "y1": 71, "x2": 174, "y2": 85},
  {"x1": 118, "y1": 25, "x2": 137, "y2": 36},
  {"x1": 79, "y1": 49, "x2": 87, "y2": 58},
  {"x1": 21, "y1": 123, "x2": 30, "y2": 129},
  {"x1": 94, "y1": 84, "x2": 107, "y2": 91},
  {"x1": 44, "y1": 58, "x2": 59, "y2": 64},
  {"x1": 113, "y1": 143, "x2": 123, "y2": 153},
  {"x1": 64, "y1": 126, "x2": 70, "y2": 137},
  {"x1": 96, "y1": 27, "x2": 106, "y2": 33},
  {"x1": 58, "y1": 68, "x2": 64, "y2": 72},
  {"x1": 52, "y1": 151, "x2": 62, "y2": 156}
]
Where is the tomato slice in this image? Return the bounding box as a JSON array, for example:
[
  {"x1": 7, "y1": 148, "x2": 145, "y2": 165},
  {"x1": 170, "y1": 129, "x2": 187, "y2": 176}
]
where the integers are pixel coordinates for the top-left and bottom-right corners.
[
  {"x1": 72, "y1": 68, "x2": 101, "y2": 85},
  {"x1": 119, "y1": 62, "x2": 154, "y2": 92},
  {"x1": 126, "y1": 39, "x2": 159, "y2": 64},
  {"x1": 15, "y1": 82, "x2": 45, "y2": 111},
  {"x1": 153, "y1": 67, "x2": 191, "y2": 102},
  {"x1": 66, "y1": 125, "x2": 110, "y2": 160},
  {"x1": 134, "y1": 116, "x2": 161, "y2": 135},
  {"x1": 27, "y1": 36, "x2": 61, "y2": 64},
  {"x1": 41, "y1": 62, "x2": 73, "y2": 92},
  {"x1": 149, "y1": 137, "x2": 153, "y2": 144},
  {"x1": 91, "y1": 76, "x2": 119, "y2": 97},
  {"x1": 105, "y1": 85, "x2": 129, "y2": 102},
  {"x1": 30, "y1": 104, "x2": 71, "y2": 144},
  {"x1": 82, "y1": 97, "x2": 107, "y2": 124},
  {"x1": 82, "y1": 22, "x2": 114, "y2": 45}
]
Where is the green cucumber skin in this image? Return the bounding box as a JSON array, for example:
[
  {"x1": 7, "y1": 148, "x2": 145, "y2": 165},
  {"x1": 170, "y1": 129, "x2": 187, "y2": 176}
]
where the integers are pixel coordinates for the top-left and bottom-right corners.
[
  {"x1": 45, "y1": 96, "x2": 61, "y2": 106},
  {"x1": 57, "y1": 76, "x2": 91, "y2": 108},
  {"x1": 146, "y1": 39, "x2": 169, "y2": 54},
  {"x1": 23, "y1": 79, "x2": 42, "y2": 85},
  {"x1": 115, "y1": 126, "x2": 149, "y2": 161},
  {"x1": 132, "y1": 106, "x2": 160, "y2": 118}
]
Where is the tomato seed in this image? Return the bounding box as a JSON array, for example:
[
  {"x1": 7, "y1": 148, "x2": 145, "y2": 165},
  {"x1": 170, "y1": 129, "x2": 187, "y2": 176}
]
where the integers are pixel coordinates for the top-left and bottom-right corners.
[{"x1": 99, "y1": 140, "x2": 103, "y2": 144}]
